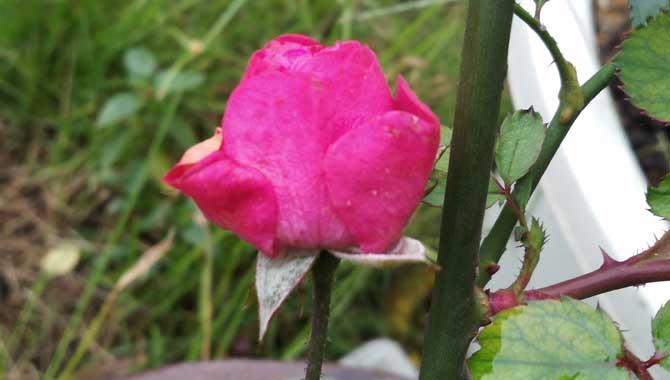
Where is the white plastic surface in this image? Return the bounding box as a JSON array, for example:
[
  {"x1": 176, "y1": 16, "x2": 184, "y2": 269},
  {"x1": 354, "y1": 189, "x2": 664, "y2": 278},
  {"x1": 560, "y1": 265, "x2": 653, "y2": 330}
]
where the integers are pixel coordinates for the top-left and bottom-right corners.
[{"x1": 500, "y1": 0, "x2": 669, "y2": 365}]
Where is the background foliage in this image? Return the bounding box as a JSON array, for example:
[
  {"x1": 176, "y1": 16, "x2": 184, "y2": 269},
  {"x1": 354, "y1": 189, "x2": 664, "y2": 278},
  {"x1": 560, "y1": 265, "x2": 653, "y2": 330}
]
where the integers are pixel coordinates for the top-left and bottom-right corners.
[{"x1": 0, "y1": 0, "x2": 511, "y2": 378}]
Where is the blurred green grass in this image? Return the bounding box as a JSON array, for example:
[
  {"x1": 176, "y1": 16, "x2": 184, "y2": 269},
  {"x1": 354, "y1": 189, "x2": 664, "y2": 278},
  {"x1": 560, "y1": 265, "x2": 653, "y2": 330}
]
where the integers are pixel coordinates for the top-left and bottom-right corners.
[{"x1": 0, "y1": 0, "x2": 511, "y2": 379}]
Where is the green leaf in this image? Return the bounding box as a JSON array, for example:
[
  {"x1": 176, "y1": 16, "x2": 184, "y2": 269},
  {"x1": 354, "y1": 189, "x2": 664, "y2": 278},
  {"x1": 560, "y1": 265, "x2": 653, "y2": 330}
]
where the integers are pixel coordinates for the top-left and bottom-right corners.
[
  {"x1": 646, "y1": 175, "x2": 670, "y2": 219},
  {"x1": 469, "y1": 298, "x2": 630, "y2": 380},
  {"x1": 495, "y1": 109, "x2": 545, "y2": 185},
  {"x1": 154, "y1": 69, "x2": 205, "y2": 95},
  {"x1": 96, "y1": 92, "x2": 142, "y2": 127},
  {"x1": 616, "y1": 12, "x2": 670, "y2": 122},
  {"x1": 652, "y1": 300, "x2": 670, "y2": 370},
  {"x1": 525, "y1": 217, "x2": 546, "y2": 253},
  {"x1": 629, "y1": 0, "x2": 669, "y2": 28},
  {"x1": 124, "y1": 47, "x2": 157, "y2": 78}
]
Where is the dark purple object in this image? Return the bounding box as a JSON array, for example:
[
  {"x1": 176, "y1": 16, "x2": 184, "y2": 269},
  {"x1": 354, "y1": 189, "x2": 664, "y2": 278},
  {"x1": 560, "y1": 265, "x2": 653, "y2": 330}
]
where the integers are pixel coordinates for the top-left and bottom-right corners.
[{"x1": 123, "y1": 359, "x2": 411, "y2": 380}]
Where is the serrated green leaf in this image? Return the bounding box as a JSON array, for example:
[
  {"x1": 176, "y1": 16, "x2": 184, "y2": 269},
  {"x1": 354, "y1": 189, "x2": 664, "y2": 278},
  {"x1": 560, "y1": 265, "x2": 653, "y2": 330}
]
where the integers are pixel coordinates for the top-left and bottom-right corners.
[
  {"x1": 652, "y1": 300, "x2": 670, "y2": 370},
  {"x1": 629, "y1": 0, "x2": 669, "y2": 28},
  {"x1": 514, "y1": 225, "x2": 527, "y2": 242},
  {"x1": 96, "y1": 92, "x2": 142, "y2": 127},
  {"x1": 469, "y1": 298, "x2": 629, "y2": 380},
  {"x1": 646, "y1": 175, "x2": 670, "y2": 219},
  {"x1": 124, "y1": 47, "x2": 157, "y2": 78},
  {"x1": 495, "y1": 109, "x2": 545, "y2": 185},
  {"x1": 526, "y1": 218, "x2": 546, "y2": 253},
  {"x1": 616, "y1": 12, "x2": 670, "y2": 122},
  {"x1": 154, "y1": 69, "x2": 205, "y2": 95}
]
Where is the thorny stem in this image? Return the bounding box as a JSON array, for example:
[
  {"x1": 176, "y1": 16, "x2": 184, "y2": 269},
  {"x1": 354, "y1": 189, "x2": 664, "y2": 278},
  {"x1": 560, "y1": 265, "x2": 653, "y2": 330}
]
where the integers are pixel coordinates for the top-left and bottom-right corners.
[
  {"x1": 419, "y1": 1, "x2": 515, "y2": 379},
  {"x1": 513, "y1": 3, "x2": 583, "y2": 123},
  {"x1": 509, "y1": 221, "x2": 543, "y2": 296},
  {"x1": 644, "y1": 352, "x2": 668, "y2": 370},
  {"x1": 305, "y1": 252, "x2": 339, "y2": 380},
  {"x1": 487, "y1": 234, "x2": 670, "y2": 375},
  {"x1": 488, "y1": 231, "x2": 670, "y2": 311},
  {"x1": 491, "y1": 179, "x2": 544, "y2": 296},
  {"x1": 477, "y1": 63, "x2": 617, "y2": 288},
  {"x1": 512, "y1": 4, "x2": 573, "y2": 90},
  {"x1": 618, "y1": 348, "x2": 654, "y2": 380}
]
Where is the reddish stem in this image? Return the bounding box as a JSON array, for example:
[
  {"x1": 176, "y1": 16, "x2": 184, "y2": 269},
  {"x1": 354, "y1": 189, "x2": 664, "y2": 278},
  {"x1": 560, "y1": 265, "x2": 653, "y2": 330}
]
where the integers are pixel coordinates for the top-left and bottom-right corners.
[
  {"x1": 527, "y1": 233, "x2": 670, "y2": 300},
  {"x1": 488, "y1": 232, "x2": 670, "y2": 311},
  {"x1": 494, "y1": 177, "x2": 526, "y2": 227},
  {"x1": 617, "y1": 348, "x2": 653, "y2": 380},
  {"x1": 644, "y1": 352, "x2": 667, "y2": 368}
]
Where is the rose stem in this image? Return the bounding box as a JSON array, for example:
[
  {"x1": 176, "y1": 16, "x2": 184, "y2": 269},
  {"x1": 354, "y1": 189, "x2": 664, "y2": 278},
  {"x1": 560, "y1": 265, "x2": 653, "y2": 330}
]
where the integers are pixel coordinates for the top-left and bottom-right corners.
[
  {"x1": 304, "y1": 252, "x2": 339, "y2": 380},
  {"x1": 418, "y1": 1, "x2": 515, "y2": 379}
]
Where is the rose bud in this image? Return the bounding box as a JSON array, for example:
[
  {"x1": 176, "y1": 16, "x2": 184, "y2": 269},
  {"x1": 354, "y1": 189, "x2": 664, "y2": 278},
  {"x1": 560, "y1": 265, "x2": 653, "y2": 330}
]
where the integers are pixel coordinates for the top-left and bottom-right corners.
[{"x1": 164, "y1": 34, "x2": 440, "y2": 258}]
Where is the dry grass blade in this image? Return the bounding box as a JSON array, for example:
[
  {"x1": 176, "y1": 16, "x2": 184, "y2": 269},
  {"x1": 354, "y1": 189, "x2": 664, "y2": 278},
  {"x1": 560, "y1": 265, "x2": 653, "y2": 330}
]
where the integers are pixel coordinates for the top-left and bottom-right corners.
[
  {"x1": 115, "y1": 230, "x2": 175, "y2": 292},
  {"x1": 56, "y1": 230, "x2": 175, "y2": 380}
]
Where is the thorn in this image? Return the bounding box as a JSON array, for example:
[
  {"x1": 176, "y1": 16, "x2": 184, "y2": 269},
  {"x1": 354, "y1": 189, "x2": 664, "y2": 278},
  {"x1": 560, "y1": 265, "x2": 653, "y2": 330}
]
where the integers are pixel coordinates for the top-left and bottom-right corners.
[
  {"x1": 486, "y1": 263, "x2": 500, "y2": 276},
  {"x1": 599, "y1": 247, "x2": 619, "y2": 268},
  {"x1": 644, "y1": 352, "x2": 667, "y2": 368}
]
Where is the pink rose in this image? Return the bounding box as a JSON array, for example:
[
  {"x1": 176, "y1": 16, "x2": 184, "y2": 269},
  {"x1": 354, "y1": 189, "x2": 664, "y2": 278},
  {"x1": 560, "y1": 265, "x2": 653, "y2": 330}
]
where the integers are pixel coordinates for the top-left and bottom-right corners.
[{"x1": 164, "y1": 34, "x2": 440, "y2": 258}]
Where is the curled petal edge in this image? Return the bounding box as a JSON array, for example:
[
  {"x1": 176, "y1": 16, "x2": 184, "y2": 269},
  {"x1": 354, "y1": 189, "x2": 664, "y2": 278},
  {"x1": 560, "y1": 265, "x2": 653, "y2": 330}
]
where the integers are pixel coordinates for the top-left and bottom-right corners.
[
  {"x1": 165, "y1": 150, "x2": 280, "y2": 257},
  {"x1": 395, "y1": 75, "x2": 440, "y2": 126},
  {"x1": 331, "y1": 237, "x2": 439, "y2": 269}
]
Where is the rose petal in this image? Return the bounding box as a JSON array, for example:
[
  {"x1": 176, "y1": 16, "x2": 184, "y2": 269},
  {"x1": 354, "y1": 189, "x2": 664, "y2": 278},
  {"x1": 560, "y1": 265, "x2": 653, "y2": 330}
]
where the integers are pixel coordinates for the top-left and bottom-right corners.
[
  {"x1": 323, "y1": 110, "x2": 440, "y2": 253},
  {"x1": 244, "y1": 34, "x2": 322, "y2": 80},
  {"x1": 297, "y1": 40, "x2": 394, "y2": 138},
  {"x1": 222, "y1": 71, "x2": 353, "y2": 250},
  {"x1": 256, "y1": 250, "x2": 318, "y2": 340},
  {"x1": 330, "y1": 237, "x2": 437, "y2": 268},
  {"x1": 164, "y1": 151, "x2": 280, "y2": 256},
  {"x1": 395, "y1": 75, "x2": 439, "y2": 126},
  {"x1": 242, "y1": 36, "x2": 394, "y2": 140}
]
